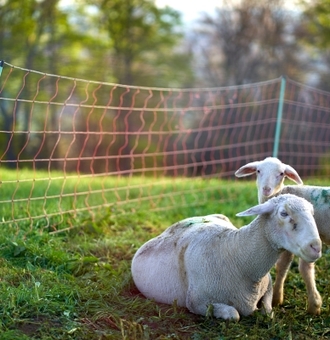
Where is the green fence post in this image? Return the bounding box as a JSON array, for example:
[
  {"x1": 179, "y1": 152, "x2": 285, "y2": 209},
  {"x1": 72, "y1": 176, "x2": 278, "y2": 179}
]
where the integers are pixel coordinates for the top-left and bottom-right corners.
[
  {"x1": 0, "y1": 60, "x2": 3, "y2": 77},
  {"x1": 273, "y1": 76, "x2": 286, "y2": 158}
]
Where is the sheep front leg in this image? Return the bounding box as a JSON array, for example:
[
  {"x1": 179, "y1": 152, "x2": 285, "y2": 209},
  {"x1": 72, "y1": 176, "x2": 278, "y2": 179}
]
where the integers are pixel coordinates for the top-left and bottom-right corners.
[
  {"x1": 186, "y1": 286, "x2": 240, "y2": 321},
  {"x1": 259, "y1": 273, "x2": 273, "y2": 317},
  {"x1": 298, "y1": 259, "x2": 322, "y2": 315},
  {"x1": 273, "y1": 250, "x2": 294, "y2": 306}
]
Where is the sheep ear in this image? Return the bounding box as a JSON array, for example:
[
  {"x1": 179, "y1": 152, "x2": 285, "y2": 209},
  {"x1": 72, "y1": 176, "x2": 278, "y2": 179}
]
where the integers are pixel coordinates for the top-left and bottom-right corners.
[
  {"x1": 284, "y1": 164, "x2": 303, "y2": 184},
  {"x1": 235, "y1": 161, "x2": 260, "y2": 177},
  {"x1": 236, "y1": 200, "x2": 275, "y2": 217}
]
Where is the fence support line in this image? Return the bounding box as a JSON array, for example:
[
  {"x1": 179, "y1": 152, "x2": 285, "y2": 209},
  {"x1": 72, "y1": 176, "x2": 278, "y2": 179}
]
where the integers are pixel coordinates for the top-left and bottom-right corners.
[
  {"x1": 0, "y1": 60, "x2": 3, "y2": 77},
  {"x1": 273, "y1": 75, "x2": 286, "y2": 158}
]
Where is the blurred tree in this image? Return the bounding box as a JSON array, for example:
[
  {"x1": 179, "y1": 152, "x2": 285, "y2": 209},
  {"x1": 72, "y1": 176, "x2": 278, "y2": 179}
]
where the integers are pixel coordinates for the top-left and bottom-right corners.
[
  {"x1": 191, "y1": 0, "x2": 305, "y2": 86},
  {"x1": 85, "y1": 0, "x2": 194, "y2": 87},
  {"x1": 77, "y1": 0, "x2": 195, "y2": 172},
  {"x1": 302, "y1": 0, "x2": 330, "y2": 48},
  {"x1": 179, "y1": 0, "x2": 312, "y2": 177},
  {"x1": 0, "y1": 0, "x2": 91, "y2": 167},
  {"x1": 0, "y1": 0, "x2": 194, "y2": 85},
  {"x1": 0, "y1": 0, "x2": 194, "y2": 172},
  {"x1": 297, "y1": 0, "x2": 330, "y2": 90},
  {"x1": 0, "y1": 0, "x2": 79, "y2": 74}
]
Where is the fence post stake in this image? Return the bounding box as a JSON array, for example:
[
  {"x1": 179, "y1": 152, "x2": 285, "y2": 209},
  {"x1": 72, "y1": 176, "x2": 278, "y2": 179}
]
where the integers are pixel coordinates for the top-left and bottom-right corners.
[
  {"x1": 0, "y1": 60, "x2": 3, "y2": 77},
  {"x1": 273, "y1": 76, "x2": 286, "y2": 158}
]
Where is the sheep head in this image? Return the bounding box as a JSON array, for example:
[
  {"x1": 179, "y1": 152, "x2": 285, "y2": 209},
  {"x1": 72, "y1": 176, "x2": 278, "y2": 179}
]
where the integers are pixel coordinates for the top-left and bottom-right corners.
[
  {"x1": 235, "y1": 157, "x2": 303, "y2": 203},
  {"x1": 237, "y1": 194, "x2": 321, "y2": 263}
]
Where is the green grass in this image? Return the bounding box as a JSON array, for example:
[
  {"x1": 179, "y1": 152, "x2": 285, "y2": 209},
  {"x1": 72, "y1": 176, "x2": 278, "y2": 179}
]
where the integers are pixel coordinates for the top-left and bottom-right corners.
[{"x1": 0, "y1": 170, "x2": 329, "y2": 339}]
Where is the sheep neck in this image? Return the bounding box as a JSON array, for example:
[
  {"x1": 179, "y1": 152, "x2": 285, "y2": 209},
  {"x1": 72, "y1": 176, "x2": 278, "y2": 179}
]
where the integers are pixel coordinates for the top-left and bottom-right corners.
[{"x1": 232, "y1": 216, "x2": 281, "y2": 282}]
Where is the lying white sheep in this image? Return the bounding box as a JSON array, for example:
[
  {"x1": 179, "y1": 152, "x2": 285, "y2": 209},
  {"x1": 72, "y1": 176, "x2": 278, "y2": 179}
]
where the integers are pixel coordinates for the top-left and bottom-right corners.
[
  {"x1": 235, "y1": 157, "x2": 324, "y2": 315},
  {"x1": 131, "y1": 194, "x2": 321, "y2": 321},
  {"x1": 235, "y1": 157, "x2": 303, "y2": 203}
]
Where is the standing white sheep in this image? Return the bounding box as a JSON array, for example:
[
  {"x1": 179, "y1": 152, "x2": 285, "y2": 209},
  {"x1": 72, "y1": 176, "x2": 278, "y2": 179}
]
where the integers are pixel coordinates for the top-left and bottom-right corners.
[
  {"x1": 131, "y1": 194, "x2": 321, "y2": 321},
  {"x1": 235, "y1": 157, "x2": 325, "y2": 315}
]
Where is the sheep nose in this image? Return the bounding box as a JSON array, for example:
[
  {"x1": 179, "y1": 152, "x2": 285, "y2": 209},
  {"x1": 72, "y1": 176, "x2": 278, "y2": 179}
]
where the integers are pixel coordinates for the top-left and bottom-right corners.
[
  {"x1": 310, "y1": 240, "x2": 321, "y2": 255},
  {"x1": 263, "y1": 186, "x2": 272, "y2": 196}
]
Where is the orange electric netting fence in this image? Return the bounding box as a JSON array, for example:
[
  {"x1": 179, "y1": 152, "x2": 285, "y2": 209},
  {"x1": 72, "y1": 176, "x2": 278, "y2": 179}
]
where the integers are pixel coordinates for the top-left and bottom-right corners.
[{"x1": 0, "y1": 61, "x2": 330, "y2": 232}]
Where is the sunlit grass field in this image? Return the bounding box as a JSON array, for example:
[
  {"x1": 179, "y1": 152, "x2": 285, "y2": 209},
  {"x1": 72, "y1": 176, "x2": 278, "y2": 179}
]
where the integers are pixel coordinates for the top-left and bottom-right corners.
[{"x1": 0, "y1": 169, "x2": 329, "y2": 339}]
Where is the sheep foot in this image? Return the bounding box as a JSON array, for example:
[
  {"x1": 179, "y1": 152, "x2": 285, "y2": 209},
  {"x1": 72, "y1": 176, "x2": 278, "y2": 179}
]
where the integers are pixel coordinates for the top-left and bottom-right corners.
[
  {"x1": 186, "y1": 289, "x2": 240, "y2": 321},
  {"x1": 212, "y1": 303, "x2": 240, "y2": 321},
  {"x1": 307, "y1": 292, "x2": 322, "y2": 315}
]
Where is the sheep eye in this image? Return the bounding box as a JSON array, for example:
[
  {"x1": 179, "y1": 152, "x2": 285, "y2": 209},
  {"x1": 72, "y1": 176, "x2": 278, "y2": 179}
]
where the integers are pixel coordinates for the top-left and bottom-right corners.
[
  {"x1": 280, "y1": 211, "x2": 288, "y2": 217},
  {"x1": 257, "y1": 170, "x2": 260, "y2": 173},
  {"x1": 280, "y1": 172, "x2": 284, "y2": 176}
]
